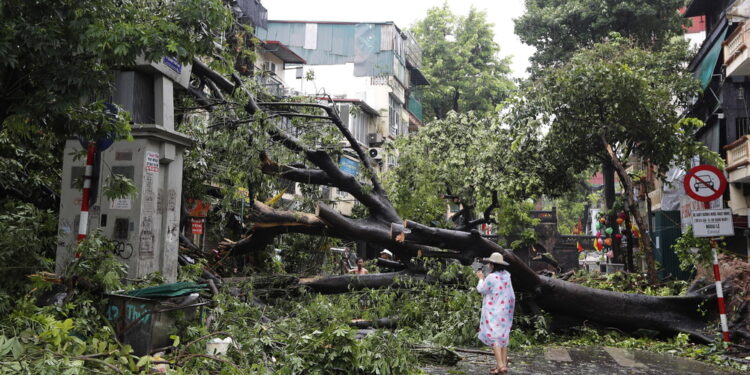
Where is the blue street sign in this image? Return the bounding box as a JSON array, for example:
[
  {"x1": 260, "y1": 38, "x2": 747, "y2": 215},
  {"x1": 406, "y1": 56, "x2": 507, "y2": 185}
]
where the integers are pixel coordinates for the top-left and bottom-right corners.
[{"x1": 339, "y1": 156, "x2": 360, "y2": 177}]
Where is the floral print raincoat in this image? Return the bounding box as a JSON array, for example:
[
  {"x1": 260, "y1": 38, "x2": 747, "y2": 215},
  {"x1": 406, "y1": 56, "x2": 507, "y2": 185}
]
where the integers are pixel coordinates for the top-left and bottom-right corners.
[{"x1": 477, "y1": 270, "x2": 515, "y2": 347}]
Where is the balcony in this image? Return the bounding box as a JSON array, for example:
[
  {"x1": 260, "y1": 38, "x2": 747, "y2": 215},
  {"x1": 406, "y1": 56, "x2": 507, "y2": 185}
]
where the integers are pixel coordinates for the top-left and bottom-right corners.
[
  {"x1": 724, "y1": 22, "x2": 750, "y2": 77},
  {"x1": 403, "y1": 31, "x2": 422, "y2": 70},
  {"x1": 255, "y1": 74, "x2": 285, "y2": 97},
  {"x1": 725, "y1": 135, "x2": 750, "y2": 183},
  {"x1": 407, "y1": 94, "x2": 423, "y2": 122}
]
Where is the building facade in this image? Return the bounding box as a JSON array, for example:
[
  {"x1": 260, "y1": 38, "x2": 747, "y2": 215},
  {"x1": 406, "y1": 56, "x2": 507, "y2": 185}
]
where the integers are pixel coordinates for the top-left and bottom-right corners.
[
  {"x1": 250, "y1": 19, "x2": 428, "y2": 215},
  {"x1": 679, "y1": 0, "x2": 750, "y2": 256},
  {"x1": 259, "y1": 20, "x2": 428, "y2": 144}
]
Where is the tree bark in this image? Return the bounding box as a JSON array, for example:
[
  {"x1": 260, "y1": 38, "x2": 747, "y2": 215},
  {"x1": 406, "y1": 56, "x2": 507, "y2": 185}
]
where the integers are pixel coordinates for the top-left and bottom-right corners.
[
  {"x1": 534, "y1": 276, "x2": 714, "y2": 342},
  {"x1": 299, "y1": 272, "x2": 428, "y2": 294},
  {"x1": 602, "y1": 160, "x2": 624, "y2": 263},
  {"x1": 602, "y1": 138, "x2": 657, "y2": 283}
]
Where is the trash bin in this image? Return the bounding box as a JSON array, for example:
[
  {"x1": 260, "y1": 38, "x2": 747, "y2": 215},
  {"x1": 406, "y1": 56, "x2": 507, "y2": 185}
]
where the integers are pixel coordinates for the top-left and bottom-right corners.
[{"x1": 105, "y1": 284, "x2": 210, "y2": 355}]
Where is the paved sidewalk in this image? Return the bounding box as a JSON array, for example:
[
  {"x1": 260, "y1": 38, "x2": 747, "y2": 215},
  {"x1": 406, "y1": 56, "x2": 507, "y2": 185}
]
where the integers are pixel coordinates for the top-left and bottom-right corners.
[{"x1": 422, "y1": 346, "x2": 743, "y2": 375}]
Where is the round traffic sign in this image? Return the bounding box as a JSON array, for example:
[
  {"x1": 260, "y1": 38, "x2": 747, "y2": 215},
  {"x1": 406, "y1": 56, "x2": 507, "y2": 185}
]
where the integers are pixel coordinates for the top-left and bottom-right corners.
[{"x1": 684, "y1": 165, "x2": 727, "y2": 202}]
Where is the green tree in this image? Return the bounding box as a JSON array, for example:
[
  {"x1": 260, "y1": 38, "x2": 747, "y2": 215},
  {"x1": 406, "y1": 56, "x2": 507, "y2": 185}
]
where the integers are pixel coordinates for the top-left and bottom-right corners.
[
  {"x1": 515, "y1": 0, "x2": 686, "y2": 74},
  {"x1": 0, "y1": 0, "x2": 230, "y2": 132},
  {"x1": 383, "y1": 110, "x2": 575, "y2": 248},
  {"x1": 411, "y1": 4, "x2": 515, "y2": 119},
  {"x1": 0, "y1": 0, "x2": 232, "y2": 296},
  {"x1": 523, "y1": 36, "x2": 717, "y2": 282}
]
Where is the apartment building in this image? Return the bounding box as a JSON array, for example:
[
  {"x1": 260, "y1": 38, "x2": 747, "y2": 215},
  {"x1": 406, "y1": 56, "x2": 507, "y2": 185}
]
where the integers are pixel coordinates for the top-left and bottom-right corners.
[{"x1": 676, "y1": 0, "x2": 750, "y2": 258}]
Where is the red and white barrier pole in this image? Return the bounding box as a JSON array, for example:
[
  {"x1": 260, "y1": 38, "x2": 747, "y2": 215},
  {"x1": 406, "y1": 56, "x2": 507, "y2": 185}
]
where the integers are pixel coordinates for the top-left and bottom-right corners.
[
  {"x1": 76, "y1": 142, "x2": 96, "y2": 253},
  {"x1": 710, "y1": 239, "x2": 731, "y2": 343}
]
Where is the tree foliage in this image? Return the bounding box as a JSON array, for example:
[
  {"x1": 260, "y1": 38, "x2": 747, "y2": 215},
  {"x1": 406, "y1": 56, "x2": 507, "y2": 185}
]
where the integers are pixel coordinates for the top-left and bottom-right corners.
[
  {"x1": 529, "y1": 36, "x2": 715, "y2": 175},
  {"x1": 385, "y1": 112, "x2": 535, "y2": 222},
  {"x1": 411, "y1": 5, "x2": 515, "y2": 119},
  {"x1": 383, "y1": 110, "x2": 576, "y2": 248},
  {"x1": 518, "y1": 35, "x2": 717, "y2": 281},
  {"x1": 0, "y1": 0, "x2": 230, "y2": 132},
  {"x1": 515, "y1": 0, "x2": 686, "y2": 74},
  {"x1": 0, "y1": 0, "x2": 233, "y2": 299}
]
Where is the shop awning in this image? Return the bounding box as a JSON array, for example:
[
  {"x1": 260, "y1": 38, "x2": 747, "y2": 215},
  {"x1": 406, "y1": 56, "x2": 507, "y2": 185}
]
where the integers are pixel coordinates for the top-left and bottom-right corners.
[
  {"x1": 688, "y1": 19, "x2": 728, "y2": 90},
  {"x1": 696, "y1": 29, "x2": 727, "y2": 89}
]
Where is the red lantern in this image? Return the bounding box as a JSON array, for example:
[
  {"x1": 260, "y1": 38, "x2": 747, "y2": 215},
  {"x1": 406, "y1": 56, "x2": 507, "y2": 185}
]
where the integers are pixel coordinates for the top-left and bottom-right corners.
[{"x1": 615, "y1": 233, "x2": 623, "y2": 240}]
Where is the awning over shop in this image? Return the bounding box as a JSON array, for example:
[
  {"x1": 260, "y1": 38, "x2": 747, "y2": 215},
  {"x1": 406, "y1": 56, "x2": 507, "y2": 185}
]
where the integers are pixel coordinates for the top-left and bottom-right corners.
[
  {"x1": 695, "y1": 28, "x2": 727, "y2": 89},
  {"x1": 688, "y1": 19, "x2": 728, "y2": 90}
]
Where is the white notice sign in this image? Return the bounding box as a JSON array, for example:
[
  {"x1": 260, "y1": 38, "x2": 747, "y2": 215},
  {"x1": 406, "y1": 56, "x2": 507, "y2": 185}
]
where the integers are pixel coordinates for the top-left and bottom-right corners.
[
  {"x1": 110, "y1": 197, "x2": 132, "y2": 210},
  {"x1": 691, "y1": 209, "x2": 734, "y2": 237},
  {"x1": 680, "y1": 196, "x2": 721, "y2": 233}
]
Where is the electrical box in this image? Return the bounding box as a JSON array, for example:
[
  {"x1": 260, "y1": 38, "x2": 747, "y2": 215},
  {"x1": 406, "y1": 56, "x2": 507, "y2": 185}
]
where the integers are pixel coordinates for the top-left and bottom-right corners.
[{"x1": 56, "y1": 69, "x2": 192, "y2": 282}]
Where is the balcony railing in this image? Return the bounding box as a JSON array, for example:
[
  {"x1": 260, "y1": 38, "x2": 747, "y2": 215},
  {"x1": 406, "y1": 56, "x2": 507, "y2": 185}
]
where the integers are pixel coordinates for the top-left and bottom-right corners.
[
  {"x1": 403, "y1": 31, "x2": 422, "y2": 69},
  {"x1": 724, "y1": 22, "x2": 750, "y2": 77},
  {"x1": 725, "y1": 135, "x2": 750, "y2": 183},
  {"x1": 726, "y1": 135, "x2": 750, "y2": 170},
  {"x1": 407, "y1": 94, "x2": 423, "y2": 122},
  {"x1": 255, "y1": 74, "x2": 285, "y2": 97}
]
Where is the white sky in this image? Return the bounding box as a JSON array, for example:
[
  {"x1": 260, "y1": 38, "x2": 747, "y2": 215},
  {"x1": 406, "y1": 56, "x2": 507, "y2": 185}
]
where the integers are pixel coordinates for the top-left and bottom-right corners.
[{"x1": 262, "y1": 0, "x2": 535, "y2": 79}]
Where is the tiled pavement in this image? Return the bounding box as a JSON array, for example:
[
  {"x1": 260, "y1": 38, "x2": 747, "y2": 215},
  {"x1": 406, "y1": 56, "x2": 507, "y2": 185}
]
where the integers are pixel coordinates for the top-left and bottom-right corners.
[{"x1": 422, "y1": 346, "x2": 743, "y2": 375}]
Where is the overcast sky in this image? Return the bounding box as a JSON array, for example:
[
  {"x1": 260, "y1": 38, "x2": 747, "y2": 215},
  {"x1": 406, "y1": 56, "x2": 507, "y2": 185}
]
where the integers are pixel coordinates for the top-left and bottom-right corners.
[{"x1": 262, "y1": 0, "x2": 535, "y2": 78}]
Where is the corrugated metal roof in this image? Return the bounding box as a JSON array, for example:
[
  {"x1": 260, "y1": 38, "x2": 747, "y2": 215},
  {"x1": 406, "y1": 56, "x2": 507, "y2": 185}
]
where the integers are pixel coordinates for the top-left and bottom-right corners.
[
  {"x1": 263, "y1": 41, "x2": 306, "y2": 64},
  {"x1": 266, "y1": 21, "x2": 408, "y2": 81}
]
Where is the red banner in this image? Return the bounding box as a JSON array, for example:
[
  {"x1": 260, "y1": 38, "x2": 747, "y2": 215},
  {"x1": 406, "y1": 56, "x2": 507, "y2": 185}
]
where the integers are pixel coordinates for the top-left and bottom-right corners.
[{"x1": 191, "y1": 219, "x2": 204, "y2": 235}]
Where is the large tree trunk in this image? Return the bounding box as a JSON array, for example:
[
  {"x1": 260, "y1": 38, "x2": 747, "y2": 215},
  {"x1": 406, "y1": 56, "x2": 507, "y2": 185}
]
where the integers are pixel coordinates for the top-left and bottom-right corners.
[
  {"x1": 602, "y1": 139, "x2": 658, "y2": 283},
  {"x1": 535, "y1": 277, "x2": 714, "y2": 342},
  {"x1": 602, "y1": 160, "x2": 624, "y2": 264},
  {"x1": 234, "y1": 201, "x2": 717, "y2": 341}
]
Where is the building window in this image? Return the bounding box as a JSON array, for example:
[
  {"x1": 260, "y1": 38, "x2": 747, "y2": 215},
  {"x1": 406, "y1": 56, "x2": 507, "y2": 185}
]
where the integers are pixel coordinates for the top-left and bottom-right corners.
[
  {"x1": 736, "y1": 117, "x2": 750, "y2": 139},
  {"x1": 389, "y1": 96, "x2": 400, "y2": 136},
  {"x1": 349, "y1": 109, "x2": 368, "y2": 145},
  {"x1": 386, "y1": 154, "x2": 397, "y2": 169}
]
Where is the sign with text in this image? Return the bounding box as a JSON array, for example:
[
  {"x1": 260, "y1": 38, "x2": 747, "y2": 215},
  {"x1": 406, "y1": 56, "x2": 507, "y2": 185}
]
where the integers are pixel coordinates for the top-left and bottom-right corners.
[
  {"x1": 145, "y1": 152, "x2": 160, "y2": 173},
  {"x1": 680, "y1": 196, "x2": 722, "y2": 233},
  {"x1": 190, "y1": 218, "x2": 204, "y2": 235},
  {"x1": 339, "y1": 156, "x2": 360, "y2": 177},
  {"x1": 691, "y1": 209, "x2": 734, "y2": 237}
]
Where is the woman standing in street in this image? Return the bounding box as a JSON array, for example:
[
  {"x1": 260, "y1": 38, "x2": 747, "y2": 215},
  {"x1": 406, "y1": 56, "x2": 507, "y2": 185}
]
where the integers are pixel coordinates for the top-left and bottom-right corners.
[{"x1": 476, "y1": 252, "x2": 516, "y2": 374}]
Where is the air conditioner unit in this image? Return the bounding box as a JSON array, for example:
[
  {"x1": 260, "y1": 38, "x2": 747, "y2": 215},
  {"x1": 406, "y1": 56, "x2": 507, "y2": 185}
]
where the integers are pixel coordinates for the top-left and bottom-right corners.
[
  {"x1": 262, "y1": 61, "x2": 277, "y2": 74},
  {"x1": 368, "y1": 147, "x2": 385, "y2": 160},
  {"x1": 367, "y1": 133, "x2": 384, "y2": 146}
]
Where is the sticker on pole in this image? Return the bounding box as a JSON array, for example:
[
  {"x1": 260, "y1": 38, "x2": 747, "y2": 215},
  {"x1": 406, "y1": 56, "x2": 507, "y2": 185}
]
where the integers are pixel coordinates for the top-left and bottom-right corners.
[
  {"x1": 683, "y1": 165, "x2": 727, "y2": 202},
  {"x1": 692, "y1": 209, "x2": 734, "y2": 237}
]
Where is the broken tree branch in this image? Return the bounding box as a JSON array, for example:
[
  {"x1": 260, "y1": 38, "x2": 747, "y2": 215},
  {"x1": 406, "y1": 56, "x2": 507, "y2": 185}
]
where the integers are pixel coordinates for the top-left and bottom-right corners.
[{"x1": 260, "y1": 152, "x2": 333, "y2": 186}]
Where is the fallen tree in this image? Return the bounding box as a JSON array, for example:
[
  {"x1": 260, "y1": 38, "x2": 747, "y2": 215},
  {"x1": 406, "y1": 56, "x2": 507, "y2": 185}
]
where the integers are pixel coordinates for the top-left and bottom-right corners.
[
  {"x1": 231, "y1": 95, "x2": 720, "y2": 342},
  {"x1": 186, "y1": 63, "x2": 734, "y2": 344}
]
